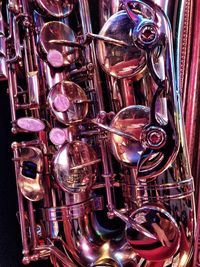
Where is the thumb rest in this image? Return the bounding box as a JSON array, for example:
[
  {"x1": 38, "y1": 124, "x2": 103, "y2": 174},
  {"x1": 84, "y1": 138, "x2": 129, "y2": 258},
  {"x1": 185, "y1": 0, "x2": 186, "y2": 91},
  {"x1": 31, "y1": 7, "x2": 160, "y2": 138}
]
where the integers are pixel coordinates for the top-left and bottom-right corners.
[{"x1": 0, "y1": 0, "x2": 196, "y2": 266}]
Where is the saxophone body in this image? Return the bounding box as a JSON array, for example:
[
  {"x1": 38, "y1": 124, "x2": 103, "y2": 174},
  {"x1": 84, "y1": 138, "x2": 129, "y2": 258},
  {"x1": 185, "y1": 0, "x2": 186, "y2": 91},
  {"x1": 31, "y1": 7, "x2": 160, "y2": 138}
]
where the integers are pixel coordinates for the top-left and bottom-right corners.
[{"x1": 1, "y1": 0, "x2": 196, "y2": 266}]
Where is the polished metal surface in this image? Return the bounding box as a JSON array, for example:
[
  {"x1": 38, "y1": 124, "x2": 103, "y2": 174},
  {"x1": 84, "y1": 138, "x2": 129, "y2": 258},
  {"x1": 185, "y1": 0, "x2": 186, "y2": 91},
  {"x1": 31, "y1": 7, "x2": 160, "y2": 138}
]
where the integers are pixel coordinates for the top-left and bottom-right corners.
[
  {"x1": 48, "y1": 80, "x2": 89, "y2": 125},
  {"x1": 35, "y1": 0, "x2": 73, "y2": 18},
  {"x1": 126, "y1": 206, "x2": 181, "y2": 261},
  {"x1": 97, "y1": 10, "x2": 146, "y2": 79},
  {"x1": 53, "y1": 141, "x2": 98, "y2": 193},
  {"x1": 14, "y1": 145, "x2": 45, "y2": 201},
  {"x1": 2, "y1": 0, "x2": 197, "y2": 266},
  {"x1": 110, "y1": 105, "x2": 149, "y2": 167},
  {"x1": 40, "y1": 21, "x2": 79, "y2": 67}
]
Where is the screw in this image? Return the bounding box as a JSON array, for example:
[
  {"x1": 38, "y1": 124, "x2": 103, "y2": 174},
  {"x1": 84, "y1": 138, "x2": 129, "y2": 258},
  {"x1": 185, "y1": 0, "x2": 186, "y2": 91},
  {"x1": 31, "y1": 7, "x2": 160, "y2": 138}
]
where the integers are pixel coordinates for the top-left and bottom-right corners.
[{"x1": 140, "y1": 25, "x2": 157, "y2": 44}]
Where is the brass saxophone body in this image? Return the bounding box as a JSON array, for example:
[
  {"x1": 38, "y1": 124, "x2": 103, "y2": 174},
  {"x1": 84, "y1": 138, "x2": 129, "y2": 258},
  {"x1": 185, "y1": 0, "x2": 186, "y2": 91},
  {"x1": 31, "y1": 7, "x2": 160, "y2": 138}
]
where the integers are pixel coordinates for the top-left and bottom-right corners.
[{"x1": 0, "y1": 0, "x2": 196, "y2": 266}]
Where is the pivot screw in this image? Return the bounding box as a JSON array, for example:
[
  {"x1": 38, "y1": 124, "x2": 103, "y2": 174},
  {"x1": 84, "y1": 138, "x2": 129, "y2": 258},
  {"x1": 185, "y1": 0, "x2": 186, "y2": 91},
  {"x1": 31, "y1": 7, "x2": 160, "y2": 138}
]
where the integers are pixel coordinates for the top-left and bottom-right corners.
[
  {"x1": 141, "y1": 126, "x2": 167, "y2": 149},
  {"x1": 140, "y1": 25, "x2": 157, "y2": 44}
]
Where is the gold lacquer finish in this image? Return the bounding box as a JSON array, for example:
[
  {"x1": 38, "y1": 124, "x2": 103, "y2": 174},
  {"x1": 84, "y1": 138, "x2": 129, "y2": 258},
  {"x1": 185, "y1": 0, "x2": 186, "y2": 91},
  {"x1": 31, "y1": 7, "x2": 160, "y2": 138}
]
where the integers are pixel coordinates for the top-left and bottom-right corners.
[{"x1": 0, "y1": 0, "x2": 196, "y2": 266}]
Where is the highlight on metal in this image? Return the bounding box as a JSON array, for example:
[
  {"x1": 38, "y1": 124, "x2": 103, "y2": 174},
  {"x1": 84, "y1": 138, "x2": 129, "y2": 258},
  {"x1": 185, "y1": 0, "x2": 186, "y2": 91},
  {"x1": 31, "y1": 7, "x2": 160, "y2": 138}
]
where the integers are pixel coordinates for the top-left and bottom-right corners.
[{"x1": 0, "y1": 0, "x2": 199, "y2": 266}]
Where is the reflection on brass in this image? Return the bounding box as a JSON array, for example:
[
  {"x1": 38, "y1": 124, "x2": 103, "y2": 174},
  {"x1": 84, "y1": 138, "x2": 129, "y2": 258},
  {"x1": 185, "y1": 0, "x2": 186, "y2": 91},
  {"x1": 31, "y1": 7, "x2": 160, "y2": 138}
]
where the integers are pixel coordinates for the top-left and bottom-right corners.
[{"x1": 3, "y1": 0, "x2": 196, "y2": 266}]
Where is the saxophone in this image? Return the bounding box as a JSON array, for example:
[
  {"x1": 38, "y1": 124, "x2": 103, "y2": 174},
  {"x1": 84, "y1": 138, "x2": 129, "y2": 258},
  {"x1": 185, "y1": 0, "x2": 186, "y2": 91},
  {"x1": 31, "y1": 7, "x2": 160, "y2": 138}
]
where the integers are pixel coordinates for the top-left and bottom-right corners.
[{"x1": 1, "y1": 0, "x2": 196, "y2": 266}]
